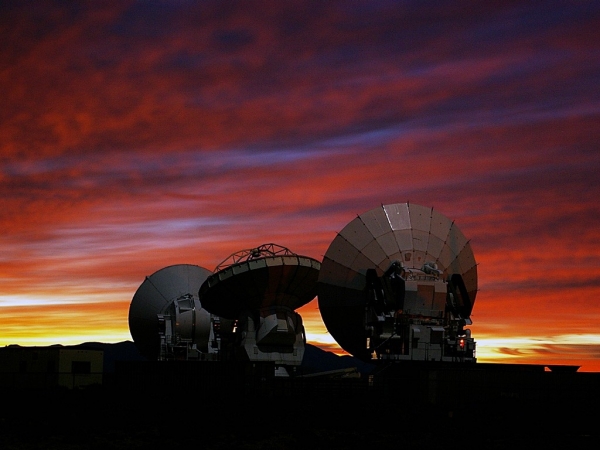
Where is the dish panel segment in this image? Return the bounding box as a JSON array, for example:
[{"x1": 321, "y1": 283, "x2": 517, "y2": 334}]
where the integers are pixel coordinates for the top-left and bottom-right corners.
[
  {"x1": 408, "y1": 203, "x2": 432, "y2": 233},
  {"x1": 323, "y1": 234, "x2": 361, "y2": 271},
  {"x1": 383, "y1": 203, "x2": 411, "y2": 230},
  {"x1": 362, "y1": 206, "x2": 394, "y2": 239},
  {"x1": 338, "y1": 216, "x2": 374, "y2": 251}
]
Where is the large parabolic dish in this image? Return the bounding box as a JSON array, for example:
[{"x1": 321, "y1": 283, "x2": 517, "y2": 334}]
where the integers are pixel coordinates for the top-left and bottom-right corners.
[
  {"x1": 317, "y1": 203, "x2": 478, "y2": 359},
  {"x1": 199, "y1": 243, "x2": 321, "y2": 319},
  {"x1": 128, "y1": 264, "x2": 213, "y2": 359}
]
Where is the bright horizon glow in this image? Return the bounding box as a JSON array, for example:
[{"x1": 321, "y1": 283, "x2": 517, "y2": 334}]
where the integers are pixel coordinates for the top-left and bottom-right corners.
[
  {"x1": 3, "y1": 292, "x2": 600, "y2": 372},
  {"x1": 0, "y1": 294, "x2": 128, "y2": 308}
]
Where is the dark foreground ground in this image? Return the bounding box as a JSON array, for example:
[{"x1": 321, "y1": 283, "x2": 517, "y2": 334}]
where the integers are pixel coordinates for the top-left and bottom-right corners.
[
  {"x1": 3, "y1": 343, "x2": 597, "y2": 448},
  {"x1": 1, "y1": 383, "x2": 598, "y2": 450},
  {"x1": 3, "y1": 357, "x2": 600, "y2": 449}
]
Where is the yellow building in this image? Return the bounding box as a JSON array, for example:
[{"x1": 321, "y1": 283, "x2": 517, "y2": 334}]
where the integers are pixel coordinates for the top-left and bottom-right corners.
[{"x1": 0, "y1": 346, "x2": 103, "y2": 389}]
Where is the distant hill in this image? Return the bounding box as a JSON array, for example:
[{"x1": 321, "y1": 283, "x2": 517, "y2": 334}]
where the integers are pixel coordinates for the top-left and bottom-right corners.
[
  {"x1": 63, "y1": 341, "x2": 374, "y2": 375},
  {"x1": 300, "y1": 343, "x2": 375, "y2": 375}
]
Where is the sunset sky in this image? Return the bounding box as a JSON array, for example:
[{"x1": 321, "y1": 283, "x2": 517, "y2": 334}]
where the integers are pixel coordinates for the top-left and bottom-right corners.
[{"x1": 2, "y1": 1, "x2": 599, "y2": 370}]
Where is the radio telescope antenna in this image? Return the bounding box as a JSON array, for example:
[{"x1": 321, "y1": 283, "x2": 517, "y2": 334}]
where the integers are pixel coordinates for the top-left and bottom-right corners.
[
  {"x1": 128, "y1": 264, "x2": 214, "y2": 360},
  {"x1": 317, "y1": 203, "x2": 477, "y2": 362},
  {"x1": 199, "y1": 243, "x2": 320, "y2": 373}
]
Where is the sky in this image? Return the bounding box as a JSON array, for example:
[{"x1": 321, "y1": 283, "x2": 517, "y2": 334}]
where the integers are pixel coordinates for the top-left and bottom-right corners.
[{"x1": 1, "y1": 0, "x2": 600, "y2": 370}]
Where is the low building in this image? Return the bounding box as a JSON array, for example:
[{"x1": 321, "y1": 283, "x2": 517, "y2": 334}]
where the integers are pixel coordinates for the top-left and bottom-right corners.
[{"x1": 0, "y1": 346, "x2": 103, "y2": 389}]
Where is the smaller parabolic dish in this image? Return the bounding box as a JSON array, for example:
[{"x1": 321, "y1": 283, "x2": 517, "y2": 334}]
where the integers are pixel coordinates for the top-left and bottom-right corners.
[
  {"x1": 199, "y1": 243, "x2": 321, "y2": 319},
  {"x1": 128, "y1": 264, "x2": 213, "y2": 359},
  {"x1": 317, "y1": 202, "x2": 478, "y2": 358}
]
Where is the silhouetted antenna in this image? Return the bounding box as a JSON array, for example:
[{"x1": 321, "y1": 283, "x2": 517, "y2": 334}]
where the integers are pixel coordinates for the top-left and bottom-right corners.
[
  {"x1": 128, "y1": 264, "x2": 213, "y2": 360},
  {"x1": 199, "y1": 243, "x2": 321, "y2": 374}
]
